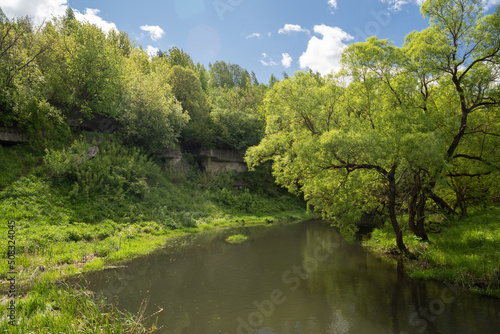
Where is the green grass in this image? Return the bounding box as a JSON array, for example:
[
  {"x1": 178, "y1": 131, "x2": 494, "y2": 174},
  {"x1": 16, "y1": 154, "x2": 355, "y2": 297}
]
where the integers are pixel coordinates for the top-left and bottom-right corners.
[
  {"x1": 363, "y1": 207, "x2": 500, "y2": 297},
  {"x1": 226, "y1": 234, "x2": 249, "y2": 244},
  {"x1": 0, "y1": 282, "x2": 157, "y2": 333},
  {"x1": 0, "y1": 144, "x2": 41, "y2": 190}
]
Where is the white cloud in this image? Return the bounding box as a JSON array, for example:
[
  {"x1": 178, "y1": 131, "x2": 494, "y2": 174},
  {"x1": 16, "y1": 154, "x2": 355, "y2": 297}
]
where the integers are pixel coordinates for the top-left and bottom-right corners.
[
  {"x1": 299, "y1": 25, "x2": 353, "y2": 76},
  {"x1": 380, "y1": 0, "x2": 496, "y2": 12},
  {"x1": 246, "y1": 32, "x2": 272, "y2": 39},
  {"x1": 74, "y1": 9, "x2": 117, "y2": 33},
  {"x1": 1, "y1": 0, "x2": 68, "y2": 25},
  {"x1": 0, "y1": 0, "x2": 117, "y2": 33},
  {"x1": 483, "y1": 0, "x2": 500, "y2": 10},
  {"x1": 281, "y1": 53, "x2": 293, "y2": 68},
  {"x1": 260, "y1": 53, "x2": 278, "y2": 66},
  {"x1": 378, "y1": 0, "x2": 423, "y2": 11},
  {"x1": 328, "y1": 0, "x2": 338, "y2": 9},
  {"x1": 278, "y1": 24, "x2": 310, "y2": 35},
  {"x1": 140, "y1": 25, "x2": 165, "y2": 41},
  {"x1": 247, "y1": 33, "x2": 263, "y2": 39},
  {"x1": 145, "y1": 45, "x2": 159, "y2": 58}
]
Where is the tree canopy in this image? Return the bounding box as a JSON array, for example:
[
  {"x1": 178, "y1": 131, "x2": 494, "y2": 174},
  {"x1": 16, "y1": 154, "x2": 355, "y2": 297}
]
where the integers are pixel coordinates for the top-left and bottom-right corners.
[{"x1": 246, "y1": 0, "x2": 500, "y2": 251}]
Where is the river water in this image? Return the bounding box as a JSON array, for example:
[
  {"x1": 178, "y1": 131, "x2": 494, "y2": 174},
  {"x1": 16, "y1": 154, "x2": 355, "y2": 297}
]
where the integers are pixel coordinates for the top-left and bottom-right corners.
[{"x1": 83, "y1": 220, "x2": 500, "y2": 334}]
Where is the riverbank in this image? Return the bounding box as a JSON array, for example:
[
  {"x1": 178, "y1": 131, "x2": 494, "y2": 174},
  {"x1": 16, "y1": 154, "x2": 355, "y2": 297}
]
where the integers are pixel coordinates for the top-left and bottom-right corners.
[
  {"x1": 0, "y1": 216, "x2": 310, "y2": 333},
  {"x1": 362, "y1": 207, "x2": 500, "y2": 298},
  {"x1": 0, "y1": 142, "x2": 311, "y2": 332}
]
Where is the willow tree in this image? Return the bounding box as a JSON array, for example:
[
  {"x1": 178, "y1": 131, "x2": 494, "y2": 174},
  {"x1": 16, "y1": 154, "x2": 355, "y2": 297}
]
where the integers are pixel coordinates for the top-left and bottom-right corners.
[
  {"x1": 246, "y1": 0, "x2": 500, "y2": 253},
  {"x1": 411, "y1": 0, "x2": 500, "y2": 216},
  {"x1": 246, "y1": 51, "x2": 446, "y2": 252}
]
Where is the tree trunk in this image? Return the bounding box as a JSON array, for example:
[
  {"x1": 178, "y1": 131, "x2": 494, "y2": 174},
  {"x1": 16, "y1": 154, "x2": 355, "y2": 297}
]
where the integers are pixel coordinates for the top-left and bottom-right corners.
[
  {"x1": 387, "y1": 167, "x2": 407, "y2": 253},
  {"x1": 408, "y1": 171, "x2": 430, "y2": 241},
  {"x1": 416, "y1": 192, "x2": 429, "y2": 242},
  {"x1": 408, "y1": 193, "x2": 418, "y2": 235},
  {"x1": 429, "y1": 190, "x2": 455, "y2": 215}
]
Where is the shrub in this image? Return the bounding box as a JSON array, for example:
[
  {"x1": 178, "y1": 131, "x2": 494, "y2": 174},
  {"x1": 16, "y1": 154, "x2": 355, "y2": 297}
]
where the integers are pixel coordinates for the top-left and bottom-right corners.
[
  {"x1": 41, "y1": 139, "x2": 161, "y2": 200},
  {"x1": 226, "y1": 234, "x2": 248, "y2": 244}
]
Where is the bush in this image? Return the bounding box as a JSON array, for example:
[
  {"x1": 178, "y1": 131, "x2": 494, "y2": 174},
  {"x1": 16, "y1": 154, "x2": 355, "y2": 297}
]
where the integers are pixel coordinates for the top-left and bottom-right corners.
[
  {"x1": 210, "y1": 108, "x2": 264, "y2": 150},
  {"x1": 41, "y1": 139, "x2": 161, "y2": 200}
]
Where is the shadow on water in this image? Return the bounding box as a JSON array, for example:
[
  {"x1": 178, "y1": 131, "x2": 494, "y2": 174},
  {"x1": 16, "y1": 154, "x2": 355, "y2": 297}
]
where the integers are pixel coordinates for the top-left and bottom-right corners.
[{"x1": 77, "y1": 221, "x2": 500, "y2": 334}]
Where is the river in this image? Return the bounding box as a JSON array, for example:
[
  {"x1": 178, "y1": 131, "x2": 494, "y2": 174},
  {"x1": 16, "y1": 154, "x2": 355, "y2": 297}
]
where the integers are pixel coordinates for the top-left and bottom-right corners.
[{"x1": 83, "y1": 220, "x2": 500, "y2": 334}]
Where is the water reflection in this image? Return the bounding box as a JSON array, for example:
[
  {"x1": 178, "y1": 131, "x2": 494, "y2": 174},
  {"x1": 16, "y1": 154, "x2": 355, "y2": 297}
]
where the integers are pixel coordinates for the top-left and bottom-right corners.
[{"x1": 81, "y1": 221, "x2": 500, "y2": 334}]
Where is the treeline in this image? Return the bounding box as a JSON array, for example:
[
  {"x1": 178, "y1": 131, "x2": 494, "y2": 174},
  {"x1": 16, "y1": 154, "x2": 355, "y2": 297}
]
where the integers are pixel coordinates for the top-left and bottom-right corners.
[
  {"x1": 246, "y1": 0, "x2": 500, "y2": 252},
  {"x1": 0, "y1": 7, "x2": 270, "y2": 152}
]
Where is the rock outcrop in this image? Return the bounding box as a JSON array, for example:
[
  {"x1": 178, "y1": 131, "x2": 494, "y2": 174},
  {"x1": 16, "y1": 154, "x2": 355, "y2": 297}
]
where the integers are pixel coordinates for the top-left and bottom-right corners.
[
  {"x1": 196, "y1": 149, "x2": 247, "y2": 174},
  {"x1": 0, "y1": 128, "x2": 29, "y2": 144}
]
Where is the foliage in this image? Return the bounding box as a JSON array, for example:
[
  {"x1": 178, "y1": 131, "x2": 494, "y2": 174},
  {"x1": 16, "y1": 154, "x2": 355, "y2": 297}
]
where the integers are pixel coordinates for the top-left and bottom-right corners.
[
  {"x1": 246, "y1": 0, "x2": 500, "y2": 252},
  {"x1": 0, "y1": 15, "x2": 71, "y2": 145},
  {"x1": 119, "y1": 52, "x2": 189, "y2": 151},
  {"x1": 160, "y1": 46, "x2": 194, "y2": 69},
  {"x1": 226, "y1": 234, "x2": 248, "y2": 244},
  {"x1": 364, "y1": 207, "x2": 500, "y2": 297},
  {"x1": 166, "y1": 65, "x2": 209, "y2": 120},
  {"x1": 209, "y1": 61, "x2": 251, "y2": 89},
  {"x1": 0, "y1": 144, "x2": 40, "y2": 189},
  {"x1": 0, "y1": 282, "x2": 157, "y2": 333},
  {"x1": 39, "y1": 17, "x2": 124, "y2": 118},
  {"x1": 164, "y1": 65, "x2": 212, "y2": 149},
  {"x1": 210, "y1": 108, "x2": 264, "y2": 150},
  {"x1": 40, "y1": 139, "x2": 161, "y2": 200},
  {"x1": 0, "y1": 9, "x2": 265, "y2": 152}
]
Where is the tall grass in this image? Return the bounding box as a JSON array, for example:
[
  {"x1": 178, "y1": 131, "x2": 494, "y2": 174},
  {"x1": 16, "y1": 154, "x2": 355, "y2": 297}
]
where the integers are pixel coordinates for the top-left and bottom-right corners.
[
  {"x1": 364, "y1": 207, "x2": 500, "y2": 296},
  {"x1": 0, "y1": 282, "x2": 158, "y2": 333}
]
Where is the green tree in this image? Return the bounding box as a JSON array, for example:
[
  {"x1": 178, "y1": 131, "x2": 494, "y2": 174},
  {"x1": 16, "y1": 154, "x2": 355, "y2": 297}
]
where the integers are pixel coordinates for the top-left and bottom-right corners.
[
  {"x1": 209, "y1": 61, "x2": 234, "y2": 88},
  {"x1": 251, "y1": 71, "x2": 259, "y2": 86},
  {"x1": 0, "y1": 12, "x2": 69, "y2": 145},
  {"x1": 166, "y1": 65, "x2": 209, "y2": 121},
  {"x1": 165, "y1": 65, "x2": 211, "y2": 148},
  {"x1": 245, "y1": 53, "x2": 443, "y2": 252},
  {"x1": 412, "y1": 0, "x2": 500, "y2": 215},
  {"x1": 119, "y1": 52, "x2": 189, "y2": 150},
  {"x1": 247, "y1": 0, "x2": 500, "y2": 253},
  {"x1": 210, "y1": 108, "x2": 264, "y2": 150},
  {"x1": 209, "y1": 61, "x2": 251, "y2": 89},
  {"x1": 108, "y1": 29, "x2": 133, "y2": 57},
  {"x1": 162, "y1": 46, "x2": 194, "y2": 68},
  {"x1": 195, "y1": 62, "x2": 209, "y2": 93},
  {"x1": 268, "y1": 74, "x2": 278, "y2": 88},
  {"x1": 39, "y1": 18, "x2": 124, "y2": 118}
]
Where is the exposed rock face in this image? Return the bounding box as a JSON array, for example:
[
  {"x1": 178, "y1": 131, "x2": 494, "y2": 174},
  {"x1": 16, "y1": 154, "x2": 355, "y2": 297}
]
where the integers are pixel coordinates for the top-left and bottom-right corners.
[
  {"x1": 0, "y1": 128, "x2": 29, "y2": 144},
  {"x1": 67, "y1": 111, "x2": 119, "y2": 133},
  {"x1": 154, "y1": 148, "x2": 248, "y2": 178},
  {"x1": 196, "y1": 149, "x2": 247, "y2": 174},
  {"x1": 156, "y1": 148, "x2": 191, "y2": 177}
]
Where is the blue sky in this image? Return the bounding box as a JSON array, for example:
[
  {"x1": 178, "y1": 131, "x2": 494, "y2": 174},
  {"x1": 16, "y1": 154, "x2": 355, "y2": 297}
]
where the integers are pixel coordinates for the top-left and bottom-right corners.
[{"x1": 1, "y1": 0, "x2": 499, "y2": 83}]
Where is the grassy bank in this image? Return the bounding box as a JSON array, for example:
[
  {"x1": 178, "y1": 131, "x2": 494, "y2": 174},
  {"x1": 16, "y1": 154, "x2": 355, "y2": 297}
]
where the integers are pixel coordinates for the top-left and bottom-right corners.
[
  {"x1": 0, "y1": 141, "x2": 310, "y2": 332},
  {"x1": 363, "y1": 207, "x2": 500, "y2": 297}
]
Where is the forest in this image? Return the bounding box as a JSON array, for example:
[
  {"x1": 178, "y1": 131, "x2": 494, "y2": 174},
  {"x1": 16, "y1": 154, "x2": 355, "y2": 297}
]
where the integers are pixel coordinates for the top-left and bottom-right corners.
[{"x1": 1, "y1": 0, "x2": 500, "y2": 332}]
